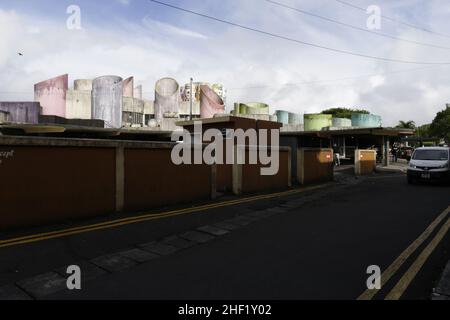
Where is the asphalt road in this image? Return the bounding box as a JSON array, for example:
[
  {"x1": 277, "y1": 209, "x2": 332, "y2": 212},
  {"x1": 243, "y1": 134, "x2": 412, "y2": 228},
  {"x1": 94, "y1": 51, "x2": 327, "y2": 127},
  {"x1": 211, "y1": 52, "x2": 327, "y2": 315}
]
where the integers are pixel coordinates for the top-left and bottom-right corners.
[{"x1": 0, "y1": 173, "x2": 449, "y2": 300}]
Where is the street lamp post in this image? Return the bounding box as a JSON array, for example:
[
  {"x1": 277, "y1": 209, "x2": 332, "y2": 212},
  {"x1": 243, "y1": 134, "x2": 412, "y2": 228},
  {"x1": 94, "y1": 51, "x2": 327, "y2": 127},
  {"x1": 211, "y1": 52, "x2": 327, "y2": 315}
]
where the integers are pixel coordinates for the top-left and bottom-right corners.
[{"x1": 190, "y1": 77, "x2": 193, "y2": 121}]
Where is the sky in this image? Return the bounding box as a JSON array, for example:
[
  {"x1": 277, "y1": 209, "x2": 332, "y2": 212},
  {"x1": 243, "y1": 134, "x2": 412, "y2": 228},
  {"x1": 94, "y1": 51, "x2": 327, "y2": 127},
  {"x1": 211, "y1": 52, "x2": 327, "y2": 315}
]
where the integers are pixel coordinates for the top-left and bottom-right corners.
[{"x1": 1, "y1": 0, "x2": 450, "y2": 126}]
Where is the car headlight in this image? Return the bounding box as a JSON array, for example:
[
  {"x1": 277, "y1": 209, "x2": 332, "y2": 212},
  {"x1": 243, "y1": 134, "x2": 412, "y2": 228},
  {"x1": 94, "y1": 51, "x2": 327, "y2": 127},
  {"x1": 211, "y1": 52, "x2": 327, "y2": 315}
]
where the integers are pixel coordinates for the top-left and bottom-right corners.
[
  {"x1": 438, "y1": 162, "x2": 449, "y2": 169},
  {"x1": 408, "y1": 163, "x2": 417, "y2": 169}
]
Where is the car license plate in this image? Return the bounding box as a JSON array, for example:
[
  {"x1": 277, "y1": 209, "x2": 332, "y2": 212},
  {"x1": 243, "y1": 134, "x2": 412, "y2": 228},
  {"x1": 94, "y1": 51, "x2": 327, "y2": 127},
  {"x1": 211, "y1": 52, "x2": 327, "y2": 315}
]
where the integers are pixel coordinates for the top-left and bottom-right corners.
[{"x1": 421, "y1": 173, "x2": 431, "y2": 179}]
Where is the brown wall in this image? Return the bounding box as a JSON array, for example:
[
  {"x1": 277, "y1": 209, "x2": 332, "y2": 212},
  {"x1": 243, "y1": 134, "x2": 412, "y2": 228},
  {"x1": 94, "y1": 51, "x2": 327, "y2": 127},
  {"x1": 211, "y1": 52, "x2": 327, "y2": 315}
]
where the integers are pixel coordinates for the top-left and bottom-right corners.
[
  {"x1": 183, "y1": 117, "x2": 283, "y2": 193},
  {"x1": 0, "y1": 146, "x2": 116, "y2": 230},
  {"x1": 0, "y1": 138, "x2": 215, "y2": 231},
  {"x1": 239, "y1": 149, "x2": 291, "y2": 194},
  {"x1": 297, "y1": 148, "x2": 333, "y2": 185},
  {"x1": 216, "y1": 164, "x2": 232, "y2": 192},
  {"x1": 124, "y1": 148, "x2": 212, "y2": 212},
  {"x1": 0, "y1": 131, "x2": 291, "y2": 230}
]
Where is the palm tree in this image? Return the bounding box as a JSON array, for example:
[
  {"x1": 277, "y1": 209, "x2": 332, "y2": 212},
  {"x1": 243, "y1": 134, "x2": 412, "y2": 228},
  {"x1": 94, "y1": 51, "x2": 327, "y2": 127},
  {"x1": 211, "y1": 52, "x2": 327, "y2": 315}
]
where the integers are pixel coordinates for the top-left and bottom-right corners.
[{"x1": 397, "y1": 120, "x2": 416, "y2": 129}]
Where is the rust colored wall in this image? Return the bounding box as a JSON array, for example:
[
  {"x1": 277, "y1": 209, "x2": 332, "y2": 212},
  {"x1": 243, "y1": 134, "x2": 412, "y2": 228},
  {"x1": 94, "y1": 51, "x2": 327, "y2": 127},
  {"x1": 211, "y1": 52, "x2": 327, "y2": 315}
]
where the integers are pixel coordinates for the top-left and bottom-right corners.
[
  {"x1": 0, "y1": 146, "x2": 116, "y2": 230},
  {"x1": 256, "y1": 119, "x2": 282, "y2": 145},
  {"x1": 217, "y1": 164, "x2": 232, "y2": 192},
  {"x1": 256, "y1": 119, "x2": 282, "y2": 130},
  {"x1": 241, "y1": 149, "x2": 290, "y2": 193},
  {"x1": 124, "y1": 148, "x2": 212, "y2": 212},
  {"x1": 298, "y1": 148, "x2": 333, "y2": 185},
  {"x1": 356, "y1": 150, "x2": 376, "y2": 175}
]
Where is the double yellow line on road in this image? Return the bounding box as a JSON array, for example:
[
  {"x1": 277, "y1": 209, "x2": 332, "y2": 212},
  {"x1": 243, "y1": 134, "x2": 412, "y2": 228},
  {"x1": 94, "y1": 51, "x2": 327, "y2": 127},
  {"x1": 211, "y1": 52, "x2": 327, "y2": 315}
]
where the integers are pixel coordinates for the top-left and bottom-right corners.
[
  {"x1": 358, "y1": 205, "x2": 450, "y2": 300},
  {"x1": 0, "y1": 184, "x2": 329, "y2": 249}
]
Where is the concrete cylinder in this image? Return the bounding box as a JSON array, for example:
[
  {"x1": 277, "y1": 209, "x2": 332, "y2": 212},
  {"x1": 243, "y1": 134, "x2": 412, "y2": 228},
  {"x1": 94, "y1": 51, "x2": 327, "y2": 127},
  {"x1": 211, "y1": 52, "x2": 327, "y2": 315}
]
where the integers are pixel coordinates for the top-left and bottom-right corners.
[
  {"x1": 200, "y1": 85, "x2": 225, "y2": 118},
  {"x1": 351, "y1": 114, "x2": 382, "y2": 128},
  {"x1": 211, "y1": 84, "x2": 227, "y2": 106},
  {"x1": 332, "y1": 117, "x2": 352, "y2": 128},
  {"x1": 123, "y1": 77, "x2": 134, "y2": 98},
  {"x1": 92, "y1": 76, "x2": 123, "y2": 128},
  {"x1": 34, "y1": 74, "x2": 68, "y2": 118},
  {"x1": 288, "y1": 112, "x2": 301, "y2": 125},
  {"x1": 238, "y1": 102, "x2": 269, "y2": 115},
  {"x1": 74, "y1": 79, "x2": 93, "y2": 91},
  {"x1": 304, "y1": 114, "x2": 332, "y2": 131},
  {"x1": 155, "y1": 77, "x2": 180, "y2": 121},
  {"x1": 276, "y1": 110, "x2": 289, "y2": 125}
]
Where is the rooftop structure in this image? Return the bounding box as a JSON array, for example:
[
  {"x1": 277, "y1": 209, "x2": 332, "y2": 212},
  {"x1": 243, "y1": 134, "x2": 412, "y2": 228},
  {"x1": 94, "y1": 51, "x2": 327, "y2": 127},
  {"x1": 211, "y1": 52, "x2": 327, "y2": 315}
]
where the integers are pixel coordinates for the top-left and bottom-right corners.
[
  {"x1": 34, "y1": 74, "x2": 68, "y2": 118},
  {"x1": 199, "y1": 85, "x2": 225, "y2": 119},
  {"x1": 0, "y1": 102, "x2": 41, "y2": 124}
]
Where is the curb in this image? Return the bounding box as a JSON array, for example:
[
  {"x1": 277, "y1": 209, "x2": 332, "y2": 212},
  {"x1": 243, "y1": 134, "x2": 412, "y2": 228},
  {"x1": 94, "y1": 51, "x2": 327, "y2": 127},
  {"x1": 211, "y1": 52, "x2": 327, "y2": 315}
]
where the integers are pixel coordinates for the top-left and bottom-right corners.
[{"x1": 376, "y1": 166, "x2": 407, "y2": 174}]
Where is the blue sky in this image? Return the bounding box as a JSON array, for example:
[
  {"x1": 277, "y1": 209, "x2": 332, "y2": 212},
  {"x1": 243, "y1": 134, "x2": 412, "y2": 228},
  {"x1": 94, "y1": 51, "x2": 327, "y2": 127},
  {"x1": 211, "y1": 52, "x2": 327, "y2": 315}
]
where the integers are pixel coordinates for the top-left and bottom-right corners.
[
  {"x1": 0, "y1": 0, "x2": 226, "y2": 34},
  {"x1": 1, "y1": 0, "x2": 450, "y2": 125}
]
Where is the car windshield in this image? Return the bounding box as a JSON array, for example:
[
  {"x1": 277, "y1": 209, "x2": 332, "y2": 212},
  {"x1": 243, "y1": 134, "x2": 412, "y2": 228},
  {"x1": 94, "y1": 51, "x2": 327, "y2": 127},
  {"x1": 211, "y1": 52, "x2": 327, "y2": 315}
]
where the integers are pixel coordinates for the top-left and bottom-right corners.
[{"x1": 413, "y1": 150, "x2": 449, "y2": 161}]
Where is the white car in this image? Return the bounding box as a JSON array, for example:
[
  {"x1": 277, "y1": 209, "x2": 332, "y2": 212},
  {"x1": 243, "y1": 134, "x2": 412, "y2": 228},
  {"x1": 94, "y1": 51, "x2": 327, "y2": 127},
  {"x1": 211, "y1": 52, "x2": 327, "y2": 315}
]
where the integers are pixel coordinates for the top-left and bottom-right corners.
[{"x1": 407, "y1": 147, "x2": 450, "y2": 184}]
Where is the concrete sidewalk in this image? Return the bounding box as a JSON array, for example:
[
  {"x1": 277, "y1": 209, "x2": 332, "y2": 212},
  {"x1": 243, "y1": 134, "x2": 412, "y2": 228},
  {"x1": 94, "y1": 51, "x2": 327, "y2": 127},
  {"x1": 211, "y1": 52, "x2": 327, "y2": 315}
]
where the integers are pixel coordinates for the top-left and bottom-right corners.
[
  {"x1": 376, "y1": 159, "x2": 408, "y2": 174},
  {"x1": 432, "y1": 261, "x2": 450, "y2": 300}
]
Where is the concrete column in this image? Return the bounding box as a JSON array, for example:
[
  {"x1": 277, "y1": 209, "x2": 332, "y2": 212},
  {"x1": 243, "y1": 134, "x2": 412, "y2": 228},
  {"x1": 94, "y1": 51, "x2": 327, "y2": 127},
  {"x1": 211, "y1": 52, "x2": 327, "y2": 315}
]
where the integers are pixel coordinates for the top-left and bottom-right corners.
[
  {"x1": 287, "y1": 147, "x2": 292, "y2": 187},
  {"x1": 383, "y1": 136, "x2": 390, "y2": 167},
  {"x1": 355, "y1": 149, "x2": 361, "y2": 175},
  {"x1": 297, "y1": 148, "x2": 305, "y2": 185},
  {"x1": 232, "y1": 145, "x2": 243, "y2": 195},
  {"x1": 210, "y1": 164, "x2": 217, "y2": 200},
  {"x1": 343, "y1": 136, "x2": 346, "y2": 158},
  {"x1": 115, "y1": 147, "x2": 125, "y2": 212}
]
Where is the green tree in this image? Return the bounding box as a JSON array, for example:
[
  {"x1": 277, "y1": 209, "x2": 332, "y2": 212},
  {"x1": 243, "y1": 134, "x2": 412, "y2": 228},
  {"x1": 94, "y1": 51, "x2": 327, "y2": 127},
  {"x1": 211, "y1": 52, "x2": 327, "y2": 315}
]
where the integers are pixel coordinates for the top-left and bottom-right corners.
[
  {"x1": 396, "y1": 120, "x2": 416, "y2": 129},
  {"x1": 321, "y1": 108, "x2": 369, "y2": 119},
  {"x1": 415, "y1": 124, "x2": 431, "y2": 137},
  {"x1": 429, "y1": 105, "x2": 450, "y2": 143}
]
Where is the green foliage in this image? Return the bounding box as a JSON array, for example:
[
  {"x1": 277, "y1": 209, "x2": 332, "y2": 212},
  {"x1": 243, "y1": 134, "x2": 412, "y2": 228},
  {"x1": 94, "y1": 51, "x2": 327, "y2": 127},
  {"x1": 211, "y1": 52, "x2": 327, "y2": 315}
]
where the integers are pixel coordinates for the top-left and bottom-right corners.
[
  {"x1": 430, "y1": 106, "x2": 450, "y2": 142},
  {"x1": 396, "y1": 120, "x2": 416, "y2": 129},
  {"x1": 415, "y1": 124, "x2": 431, "y2": 137},
  {"x1": 321, "y1": 108, "x2": 369, "y2": 119}
]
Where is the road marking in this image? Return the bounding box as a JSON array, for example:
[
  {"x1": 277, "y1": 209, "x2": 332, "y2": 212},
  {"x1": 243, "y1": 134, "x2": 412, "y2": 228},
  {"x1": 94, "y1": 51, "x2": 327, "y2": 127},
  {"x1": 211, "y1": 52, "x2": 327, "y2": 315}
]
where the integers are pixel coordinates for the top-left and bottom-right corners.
[
  {"x1": 358, "y1": 205, "x2": 450, "y2": 300},
  {"x1": 385, "y1": 214, "x2": 450, "y2": 300},
  {"x1": 0, "y1": 184, "x2": 330, "y2": 249}
]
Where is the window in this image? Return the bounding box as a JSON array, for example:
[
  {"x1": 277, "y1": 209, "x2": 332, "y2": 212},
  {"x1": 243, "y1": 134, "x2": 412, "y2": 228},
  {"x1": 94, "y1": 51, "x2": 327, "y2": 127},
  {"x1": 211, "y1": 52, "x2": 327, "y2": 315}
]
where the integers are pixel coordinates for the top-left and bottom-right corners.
[{"x1": 413, "y1": 150, "x2": 449, "y2": 161}]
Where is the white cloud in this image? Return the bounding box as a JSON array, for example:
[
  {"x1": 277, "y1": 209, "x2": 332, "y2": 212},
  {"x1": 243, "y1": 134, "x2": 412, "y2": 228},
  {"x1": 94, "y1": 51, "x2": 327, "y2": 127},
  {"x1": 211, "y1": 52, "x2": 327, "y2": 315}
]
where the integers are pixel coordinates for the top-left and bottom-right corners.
[{"x1": 142, "y1": 16, "x2": 208, "y2": 40}]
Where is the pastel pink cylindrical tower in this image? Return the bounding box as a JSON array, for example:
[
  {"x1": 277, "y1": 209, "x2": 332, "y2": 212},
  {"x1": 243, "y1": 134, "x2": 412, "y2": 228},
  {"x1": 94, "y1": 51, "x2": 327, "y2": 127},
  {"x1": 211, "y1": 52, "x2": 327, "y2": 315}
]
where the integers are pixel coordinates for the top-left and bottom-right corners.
[
  {"x1": 34, "y1": 74, "x2": 68, "y2": 118},
  {"x1": 122, "y1": 77, "x2": 134, "y2": 98},
  {"x1": 200, "y1": 85, "x2": 225, "y2": 119}
]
